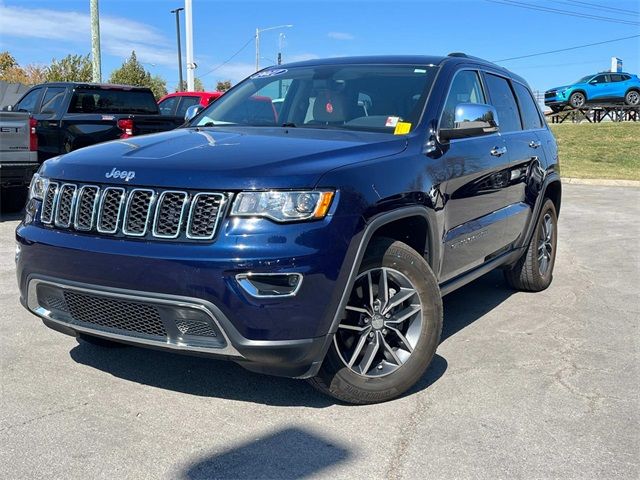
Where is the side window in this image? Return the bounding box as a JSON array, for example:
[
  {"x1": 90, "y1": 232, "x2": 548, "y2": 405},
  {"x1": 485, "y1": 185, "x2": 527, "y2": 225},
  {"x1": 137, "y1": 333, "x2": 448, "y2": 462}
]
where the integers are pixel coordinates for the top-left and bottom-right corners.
[
  {"x1": 592, "y1": 75, "x2": 608, "y2": 84},
  {"x1": 441, "y1": 70, "x2": 485, "y2": 129},
  {"x1": 176, "y1": 96, "x2": 200, "y2": 117},
  {"x1": 158, "y1": 96, "x2": 178, "y2": 115},
  {"x1": 610, "y1": 74, "x2": 624, "y2": 83},
  {"x1": 484, "y1": 74, "x2": 522, "y2": 133},
  {"x1": 40, "y1": 87, "x2": 66, "y2": 114},
  {"x1": 513, "y1": 83, "x2": 542, "y2": 130},
  {"x1": 14, "y1": 88, "x2": 43, "y2": 113}
]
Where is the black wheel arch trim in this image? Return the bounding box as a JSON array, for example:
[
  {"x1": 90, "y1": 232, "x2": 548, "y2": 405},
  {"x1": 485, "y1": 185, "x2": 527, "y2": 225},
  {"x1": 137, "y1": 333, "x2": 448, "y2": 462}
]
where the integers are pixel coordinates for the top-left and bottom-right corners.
[
  {"x1": 306, "y1": 206, "x2": 440, "y2": 378},
  {"x1": 520, "y1": 172, "x2": 562, "y2": 258}
]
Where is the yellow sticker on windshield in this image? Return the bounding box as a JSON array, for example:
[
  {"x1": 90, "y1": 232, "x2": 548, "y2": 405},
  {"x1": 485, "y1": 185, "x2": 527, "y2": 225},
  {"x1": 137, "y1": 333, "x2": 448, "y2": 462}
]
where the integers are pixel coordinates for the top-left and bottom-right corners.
[{"x1": 394, "y1": 122, "x2": 412, "y2": 135}]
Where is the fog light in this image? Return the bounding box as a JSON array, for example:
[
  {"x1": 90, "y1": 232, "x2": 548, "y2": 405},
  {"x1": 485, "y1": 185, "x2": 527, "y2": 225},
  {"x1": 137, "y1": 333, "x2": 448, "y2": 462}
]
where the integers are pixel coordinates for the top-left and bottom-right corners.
[{"x1": 236, "y1": 273, "x2": 303, "y2": 298}]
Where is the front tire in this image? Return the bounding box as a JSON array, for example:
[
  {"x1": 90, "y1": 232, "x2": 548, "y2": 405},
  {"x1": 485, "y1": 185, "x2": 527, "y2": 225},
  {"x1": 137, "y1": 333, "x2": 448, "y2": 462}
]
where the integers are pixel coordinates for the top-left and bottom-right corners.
[
  {"x1": 625, "y1": 90, "x2": 640, "y2": 106},
  {"x1": 569, "y1": 92, "x2": 586, "y2": 108},
  {"x1": 309, "y1": 238, "x2": 442, "y2": 404},
  {"x1": 504, "y1": 199, "x2": 558, "y2": 292}
]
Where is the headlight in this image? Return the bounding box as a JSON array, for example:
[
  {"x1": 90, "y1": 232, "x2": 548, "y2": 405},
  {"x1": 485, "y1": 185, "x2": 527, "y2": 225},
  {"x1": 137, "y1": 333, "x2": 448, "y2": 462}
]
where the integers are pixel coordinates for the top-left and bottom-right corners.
[
  {"x1": 29, "y1": 173, "x2": 48, "y2": 200},
  {"x1": 231, "y1": 190, "x2": 335, "y2": 222}
]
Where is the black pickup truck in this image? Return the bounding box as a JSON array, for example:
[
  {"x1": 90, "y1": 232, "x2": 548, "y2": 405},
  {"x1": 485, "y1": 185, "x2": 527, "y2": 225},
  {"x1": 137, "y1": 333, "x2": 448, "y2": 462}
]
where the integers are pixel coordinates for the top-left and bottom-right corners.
[{"x1": 6, "y1": 82, "x2": 185, "y2": 162}]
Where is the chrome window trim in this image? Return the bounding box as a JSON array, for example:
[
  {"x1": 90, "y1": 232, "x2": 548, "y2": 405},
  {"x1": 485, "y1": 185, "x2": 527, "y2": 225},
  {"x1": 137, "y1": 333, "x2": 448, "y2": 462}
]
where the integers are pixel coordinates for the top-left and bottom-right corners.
[
  {"x1": 186, "y1": 192, "x2": 227, "y2": 240},
  {"x1": 73, "y1": 185, "x2": 100, "y2": 231},
  {"x1": 96, "y1": 187, "x2": 126, "y2": 234},
  {"x1": 54, "y1": 183, "x2": 78, "y2": 228},
  {"x1": 122, "y1": 188, "x2": 156, "y2": 237},
  {"x1": 40, "y1": 181, "x2": 59, "y2": 224},
  {"x1": 152, "y1": 190, "x2": 189, "y2": 239},
  {"x1": 235, "y1": 272, "x2": 304, "y2": 298}
]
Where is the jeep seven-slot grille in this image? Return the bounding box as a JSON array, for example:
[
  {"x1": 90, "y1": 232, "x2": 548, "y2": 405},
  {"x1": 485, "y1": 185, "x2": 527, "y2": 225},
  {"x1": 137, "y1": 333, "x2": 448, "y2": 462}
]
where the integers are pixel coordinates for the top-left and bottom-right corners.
[{"x1": 40, "y1": 182, "x2": 226, "y2": 241}]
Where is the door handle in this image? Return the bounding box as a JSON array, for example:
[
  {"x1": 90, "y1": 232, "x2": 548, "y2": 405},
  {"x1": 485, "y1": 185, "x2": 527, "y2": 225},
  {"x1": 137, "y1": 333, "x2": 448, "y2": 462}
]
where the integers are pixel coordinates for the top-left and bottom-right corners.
[
  {"x1": 490, "y1": 146, "x2": 507, "y2": 157},
  {"x1": 529, "y1": 140, "x2": 541, "y2": 149}
]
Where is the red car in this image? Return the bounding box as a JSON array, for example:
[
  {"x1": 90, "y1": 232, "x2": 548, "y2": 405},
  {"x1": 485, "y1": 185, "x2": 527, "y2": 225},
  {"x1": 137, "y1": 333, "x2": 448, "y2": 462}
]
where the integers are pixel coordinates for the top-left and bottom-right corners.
[{"x1": 157, "y1": 91, "x2": 223, "y2": 118}]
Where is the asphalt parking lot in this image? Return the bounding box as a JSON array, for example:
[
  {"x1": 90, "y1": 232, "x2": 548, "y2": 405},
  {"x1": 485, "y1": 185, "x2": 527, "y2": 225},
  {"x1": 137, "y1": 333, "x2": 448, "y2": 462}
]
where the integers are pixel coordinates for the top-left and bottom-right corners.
[{"x1": 0, "y1": 183, "x2": 638, "y2": 480}]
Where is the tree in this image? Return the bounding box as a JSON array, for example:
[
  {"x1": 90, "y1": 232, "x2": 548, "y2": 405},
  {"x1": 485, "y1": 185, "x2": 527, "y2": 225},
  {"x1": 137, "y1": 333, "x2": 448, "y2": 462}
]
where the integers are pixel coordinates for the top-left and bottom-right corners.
[
  {"x1": 109, "y1": 51, "x2": 167, "y2": 99},
  {"x1": 216, "y1": 80, "x2": 232, "y2": 92},
  {"x1": 193, "y1": 78, "x2": 205, "y2": 92},
  {"x1": 0, "y1": 51, "x2": 18, "y2": 75},
  {"x1": 46, "y1": 54, "x2": 92, "y2": 82}
]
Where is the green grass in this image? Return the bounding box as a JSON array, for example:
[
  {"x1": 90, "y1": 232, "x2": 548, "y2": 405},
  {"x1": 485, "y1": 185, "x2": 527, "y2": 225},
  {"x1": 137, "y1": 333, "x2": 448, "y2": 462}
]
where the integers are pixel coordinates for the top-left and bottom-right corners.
[{"x1": 549, "y1": 122, "x2": 640, "y2": 180}]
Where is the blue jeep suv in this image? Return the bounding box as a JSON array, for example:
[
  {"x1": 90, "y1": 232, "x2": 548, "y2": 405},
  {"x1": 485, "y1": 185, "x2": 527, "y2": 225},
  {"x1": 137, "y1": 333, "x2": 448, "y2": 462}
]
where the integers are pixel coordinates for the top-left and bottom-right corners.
[
  {"x1": 16, "y1": 54, "x2": 561, "y2": 404},
  {"x1": 544, "y1": 71, "x2": 640, "y2": 112}
]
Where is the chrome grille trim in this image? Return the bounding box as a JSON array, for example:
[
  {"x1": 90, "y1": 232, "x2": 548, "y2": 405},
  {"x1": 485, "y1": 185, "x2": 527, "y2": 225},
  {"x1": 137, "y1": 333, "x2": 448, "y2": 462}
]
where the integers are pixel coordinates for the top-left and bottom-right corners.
[
  {"x1": 39, "y1": 182, "x2": 226, "y2": 241},
  {"x1": 74, "y1": 185, "x2": 100, "y2": 231},
  {"x1": 122, "y1": 189, "x2": 155, "y2": 237},
  {"x1": 152, "y1": 190, "x2": 189, "y2": 239},
  {"x1": 54, "y1": 184, "x2": 77, "y2": 228},
  {"x1": 186, "y1": 193, "x2": 227, "y2": 240},
  {"x1": 96, "y1": 187, "x2": 126, "y2": 234},
  {"x1": 40, "y1": 182, "x2": 59, "y2": 224}
]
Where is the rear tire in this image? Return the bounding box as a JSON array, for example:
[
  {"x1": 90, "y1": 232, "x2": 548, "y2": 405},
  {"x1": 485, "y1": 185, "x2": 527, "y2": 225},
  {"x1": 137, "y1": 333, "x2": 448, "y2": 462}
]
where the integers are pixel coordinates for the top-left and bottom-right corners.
[
  {"x1": 78, "y1": 333, "x2": 128, "y2": 348},
  {"x1": 504, "y1": 199, "x2": 558, "y2": 292},
  {"x1": 624, "y1": 89, "x2": 640, "y2": 106},
  {"x1": 309, "y1": 238, "x2": 442, "y2": 404}
]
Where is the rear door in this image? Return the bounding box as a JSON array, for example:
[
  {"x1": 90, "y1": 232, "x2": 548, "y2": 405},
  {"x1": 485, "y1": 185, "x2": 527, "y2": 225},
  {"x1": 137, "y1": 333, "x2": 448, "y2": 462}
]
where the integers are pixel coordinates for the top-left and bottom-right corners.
[
  {"x1": 34, "y1": 86, "x2": 68, "y2": 160},
  {"x1": 439, "y1": 69, "x2": 512, "y2": 281}
]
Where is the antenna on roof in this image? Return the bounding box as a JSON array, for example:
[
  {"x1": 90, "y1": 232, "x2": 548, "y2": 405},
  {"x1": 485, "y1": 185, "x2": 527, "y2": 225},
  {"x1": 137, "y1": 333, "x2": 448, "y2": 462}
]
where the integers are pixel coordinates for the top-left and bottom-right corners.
[{"x1": 447, "y1": 52, "x2": 469, "y2": 58}]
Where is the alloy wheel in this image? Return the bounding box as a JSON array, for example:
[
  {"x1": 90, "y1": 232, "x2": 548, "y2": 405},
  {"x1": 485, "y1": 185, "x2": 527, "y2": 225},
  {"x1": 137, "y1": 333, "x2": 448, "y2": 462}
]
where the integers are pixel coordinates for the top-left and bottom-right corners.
[
  {"x1": 334, "y1": 267, "x2": 423, "y2": 378},
  {"x1": 570, "y1": 93, "x2": 585, "y2": 108},
  {"x1": 538, "y1": 213, "x2": 554, "y2": 276},
  {"x1": 626, "y1": 91, "x2": 640, "y2": 106}
]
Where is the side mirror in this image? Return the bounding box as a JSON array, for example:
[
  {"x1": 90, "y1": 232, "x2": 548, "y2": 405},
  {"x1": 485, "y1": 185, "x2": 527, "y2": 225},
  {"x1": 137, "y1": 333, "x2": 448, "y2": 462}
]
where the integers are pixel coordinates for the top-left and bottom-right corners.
[
  {"x1": 184, "y1": 104, "x2": 204, "y2": 122},
  {"x1": 1, "y1": 105, "x2": 13, "y2": 112},
  {"x1": 440, "y1": 103, "x2": 499, "y2": 141}
]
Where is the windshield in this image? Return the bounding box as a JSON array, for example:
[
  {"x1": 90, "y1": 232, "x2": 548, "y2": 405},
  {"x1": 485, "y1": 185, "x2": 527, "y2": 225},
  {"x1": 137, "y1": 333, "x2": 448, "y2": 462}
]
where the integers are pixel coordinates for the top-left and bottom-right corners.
[
  {"x1": 575, "y1": 75, "x2": 594, "y2": 84},
  {"x1": 190, "y1": 64, "x2": 439, "y2": 133}
]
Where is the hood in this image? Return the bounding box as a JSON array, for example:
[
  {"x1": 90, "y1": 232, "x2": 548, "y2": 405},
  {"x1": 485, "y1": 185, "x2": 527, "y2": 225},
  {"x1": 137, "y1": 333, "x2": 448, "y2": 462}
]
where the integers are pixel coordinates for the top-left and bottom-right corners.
[
  {"x1": 547, "y1": 84, "x2": 572, "y2": 93},
  {"x1": 40, "y1": 127, "x2": 408, "y2": 190}
]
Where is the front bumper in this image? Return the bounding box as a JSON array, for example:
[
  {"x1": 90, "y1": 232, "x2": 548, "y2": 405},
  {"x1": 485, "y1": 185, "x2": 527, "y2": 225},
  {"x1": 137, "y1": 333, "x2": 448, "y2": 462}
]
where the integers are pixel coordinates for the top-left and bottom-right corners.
[{"x1": 16, "y1": 205, "x2": 361, "y2": 378}]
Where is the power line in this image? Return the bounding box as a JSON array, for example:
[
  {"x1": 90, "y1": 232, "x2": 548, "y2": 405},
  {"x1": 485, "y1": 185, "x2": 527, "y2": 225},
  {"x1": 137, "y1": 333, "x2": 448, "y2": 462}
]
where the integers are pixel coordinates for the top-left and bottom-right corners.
[
  {"x1": 197, "y1": 36, "x2": 255, "y2": 79},
  {"x1": 493, "y1": 34, "x2": 640, "y2": 62},
  {"x1": 486, "y1": 0, "x2": 640, "y2": 25},
  {"x1": 565, "y1": 0, "x2": 640, "y2": 16}
]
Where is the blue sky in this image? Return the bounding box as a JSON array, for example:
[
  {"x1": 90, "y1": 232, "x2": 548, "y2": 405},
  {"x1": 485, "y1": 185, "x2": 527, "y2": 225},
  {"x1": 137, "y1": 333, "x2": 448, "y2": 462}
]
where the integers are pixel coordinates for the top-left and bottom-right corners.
[{"x1": 1, "y1": 0, "x2": 638, "y2": 93}]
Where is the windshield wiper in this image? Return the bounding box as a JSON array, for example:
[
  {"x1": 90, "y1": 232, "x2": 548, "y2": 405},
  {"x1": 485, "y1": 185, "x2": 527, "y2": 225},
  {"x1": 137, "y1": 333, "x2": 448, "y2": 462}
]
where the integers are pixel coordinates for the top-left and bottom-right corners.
[{"x1": 281, "y1": 122, "x2": 297, "y2": 127}]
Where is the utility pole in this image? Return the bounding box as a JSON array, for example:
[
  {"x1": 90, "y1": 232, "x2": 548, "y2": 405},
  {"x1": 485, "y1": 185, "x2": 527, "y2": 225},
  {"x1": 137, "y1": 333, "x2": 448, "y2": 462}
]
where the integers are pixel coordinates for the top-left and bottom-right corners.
[
  {"x1": 90, "y1": 0, "x2": 101, "y2": 82},
  {"x1": 278, "y1": 33, "x2": 285, "y2": 65},
  {"x1": 171, "y1": 7, "x2": 184, "y2": 91},
  {"x1": 184, "y1": 0, "x2": 195, "y2": 91}
]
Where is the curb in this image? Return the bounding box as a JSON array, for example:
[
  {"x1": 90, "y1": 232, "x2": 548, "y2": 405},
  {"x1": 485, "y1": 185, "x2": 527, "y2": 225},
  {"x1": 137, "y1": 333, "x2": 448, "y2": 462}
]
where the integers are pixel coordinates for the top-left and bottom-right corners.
[{"x1": 562, "y1": 177, "x2": 640, "y2": 187}]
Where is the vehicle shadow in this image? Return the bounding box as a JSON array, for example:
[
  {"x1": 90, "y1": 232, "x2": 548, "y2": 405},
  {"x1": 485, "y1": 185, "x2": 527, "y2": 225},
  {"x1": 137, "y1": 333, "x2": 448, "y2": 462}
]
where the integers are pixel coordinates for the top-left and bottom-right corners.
[
  {"x1": 68, "y1": 270, "x2": 513, "y2": 406},
  {"x1": 181, "y1": 427, "x2": 350, "y2": 479}
]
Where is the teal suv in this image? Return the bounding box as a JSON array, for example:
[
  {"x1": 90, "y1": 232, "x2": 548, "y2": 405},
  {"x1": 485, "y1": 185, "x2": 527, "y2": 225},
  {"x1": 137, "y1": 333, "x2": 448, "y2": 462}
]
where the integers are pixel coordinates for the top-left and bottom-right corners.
[{"x1": 544, "y1": 72, "x2": 640, "y2": 112}]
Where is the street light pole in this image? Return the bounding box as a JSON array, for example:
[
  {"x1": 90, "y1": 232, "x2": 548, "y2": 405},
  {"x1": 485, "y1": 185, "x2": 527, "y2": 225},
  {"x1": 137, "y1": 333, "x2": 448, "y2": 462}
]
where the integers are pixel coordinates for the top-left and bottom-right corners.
[
  {"x1": 170, "y1": 7, "x2": 184, "y2": 91},
  {"x1": 90, "y1": 0, "x2": 101, "y2": 82},
  {"x1": 255, "y1": 24, "x2": 293, "y2": 71},
  {"x1": 184, "y1": 0, "x2": 195, "y2": 91}
]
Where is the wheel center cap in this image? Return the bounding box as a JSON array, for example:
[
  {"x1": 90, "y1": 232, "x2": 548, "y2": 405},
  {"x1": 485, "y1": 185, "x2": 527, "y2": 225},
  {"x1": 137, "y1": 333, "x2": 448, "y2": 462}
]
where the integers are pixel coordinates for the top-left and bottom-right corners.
[{"x1": 371, "y1": 314, "x2": 384, "y2": 330}]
